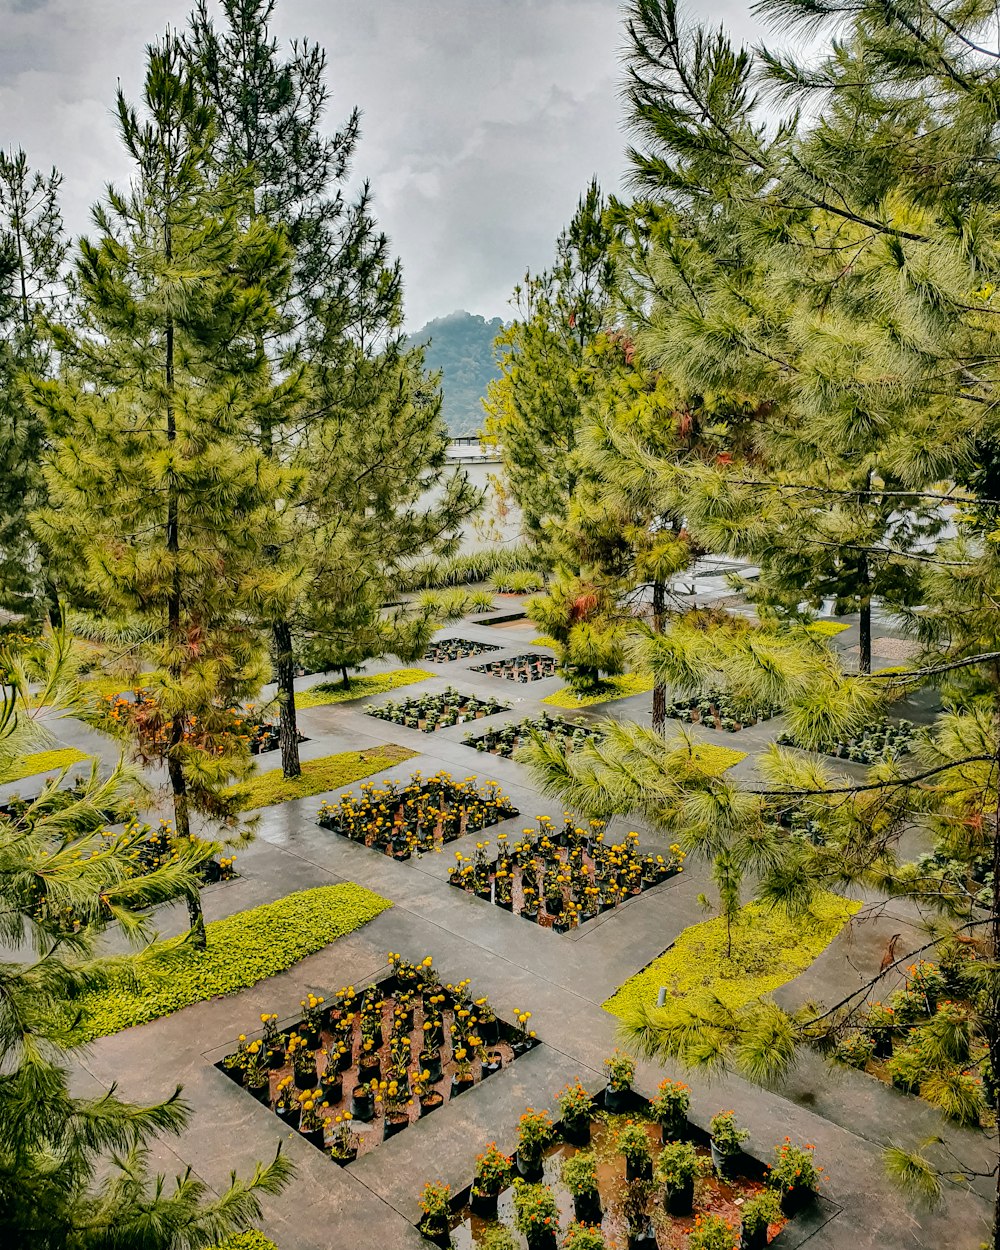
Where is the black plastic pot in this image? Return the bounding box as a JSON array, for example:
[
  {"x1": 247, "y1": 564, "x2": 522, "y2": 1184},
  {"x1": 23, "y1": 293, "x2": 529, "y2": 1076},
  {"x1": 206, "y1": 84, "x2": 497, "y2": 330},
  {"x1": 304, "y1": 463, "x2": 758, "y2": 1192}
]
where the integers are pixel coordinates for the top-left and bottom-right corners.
[
  {"x1": 604, "y1": 1083, "x2": 629, "y2": 1113},
  {"x1": 246, "y1": 1079, "x2": 269, "y2": 1104},
  {"x1": 740, "y1": 1222, "x2": 768, "y2": 1250},
  {"x1": 420, "y1": 1091, "x2": 444, "y2": 1117},
  {"x1": 331, "y1": 1145, "x2": 358, "y2": 1167},
  {"x1": 292, "y1": 1063, "x2": 315, "y2": 1091},
  {"x1": 573, "y1": 1189, "x2": 602, "y2": 1224},
  {"x1": 420, "y1": 1052, "x2": 443, "y2": 1083},
  {"x1": 479, "y1": 1018, "x2": 500, "y2": 1045},
  {"x1": 626, "y1": 1155, "x2": 653, "y2": 1182},
  {"x1": 664, "y1": 1176, "x2": 694, "y2": 1216},
  {"x1": 470, "y1": 1187, "x2": 499, "y2": 1219},
  {"x1": 358, "y1": 1057, "x2": 381, "y2": 1084},
  {"x1": 383, "y1": 1112, "x2": 409, "y2": 1140},
  {"x1": 300, "y1": 1124, "x2": 325, "y2": 1150},
  {"x1": 780, "y1": 1184, "x2": 815, "y2": 1216},
  {"x1": 450, "y1": 1073, "x2": 475, "y2": 1097},
  {"x1": 417, "y1": 1214, "x2": 451, "y2": 1248},
  {"x1": 710, "y1": 1139, "x2": 738, "y2": 1179},
  {"x1": 561, "y1": 1116, "x2": 591, "y2": 1146},
  {"x1": 659, "y1": 1113, "x2": 687, "y2": 1143},
  {"x1": 275, "y1": 1104, "x2": 300, "y2": 1131},
  {"x1": 350, "y1": 1085, "x2": 374, "y2": 1122},
  {"x1": 516, "y1": 1151, "x2": 544, "y2": 1182}
]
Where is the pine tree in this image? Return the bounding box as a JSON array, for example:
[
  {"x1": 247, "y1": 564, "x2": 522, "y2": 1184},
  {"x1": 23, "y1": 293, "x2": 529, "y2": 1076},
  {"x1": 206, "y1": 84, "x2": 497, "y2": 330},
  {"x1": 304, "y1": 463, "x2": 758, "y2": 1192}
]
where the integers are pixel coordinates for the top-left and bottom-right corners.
[
  {"x1": 185, "y1": 0, "x2": 479, "y2": 778},
  {"x1": 482, "y1": 179, "x2": 615, "y2": 565},
  {"x1": 521, "y1": 1, "x2": 1000, "y2": 1241},
  {"x1": 0, "y1": 632, "x2": 291, "y2": 1248},
  {"x1": 0, "y1": 150, "x2": 67, "y2": 622},
  {"x1": 30, "y1": 36, "x2": 301, "y2": 946}
]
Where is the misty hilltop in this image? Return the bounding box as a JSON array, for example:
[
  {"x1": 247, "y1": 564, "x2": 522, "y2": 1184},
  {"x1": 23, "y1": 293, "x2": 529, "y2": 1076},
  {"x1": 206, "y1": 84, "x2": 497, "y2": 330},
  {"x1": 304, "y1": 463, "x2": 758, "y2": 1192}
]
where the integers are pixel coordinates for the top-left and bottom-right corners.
[{"x1": 407, "y1": 310, "x2": 505, "y2": 437}]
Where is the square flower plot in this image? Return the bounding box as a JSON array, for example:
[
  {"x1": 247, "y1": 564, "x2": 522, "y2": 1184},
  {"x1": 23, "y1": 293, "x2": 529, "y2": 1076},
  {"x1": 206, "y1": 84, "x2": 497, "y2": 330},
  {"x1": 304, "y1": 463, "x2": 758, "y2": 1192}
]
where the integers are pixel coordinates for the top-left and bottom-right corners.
[
  {"x1": 424, "y1": 638, "x2": 501, "y2": 663},
  {"x1": 471, "y1": 653, "x2": 558, "y2": 682},
  {"x1": 418, "y1": 1076, "x2": 819, "y2": 1249},
  {"x1": 218, "y1": 953, "x2": 539, "y2": 1165},
  {"x1": 448, "y1": 816, "x2": 684, "y2": 931},
  {"x1": 366, "y1": 687, "x2": 509, "y2": 733},
  {"x1": 316, "y1": 771, "x2": 519, "y2": 858},
  {"x1": 666, "y1": 687, "x2": 779, "y2": 734},
  {"x1": 463, "y1": 714, "x2": 604, "y2": 759}
]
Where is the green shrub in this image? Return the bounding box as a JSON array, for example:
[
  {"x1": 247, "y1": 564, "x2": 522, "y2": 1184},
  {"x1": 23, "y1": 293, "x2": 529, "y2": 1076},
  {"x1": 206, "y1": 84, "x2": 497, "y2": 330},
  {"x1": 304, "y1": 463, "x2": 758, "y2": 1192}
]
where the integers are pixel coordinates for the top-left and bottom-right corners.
[
  {"x1": 294, "y1": 669, "x2": 432, "y2": 710},
  {"x1": 74, "y1": 884, "x2": 391, "y2": 1040},
  {"x1": 226, "y1": 744, "x2": 417, "y2": 811},
  {"x1": 5, "y1": 747, "x2": 91, "y2": 783},
  {"x1": 490, "y1": 569, "x2": 544, "y2": 594},
  {"x1": 214, "y1": 1235, "x2": 279, "y2": 1250},
  {"x1": 604, "y1": 892, "x2": 860, "y2": 1018}
]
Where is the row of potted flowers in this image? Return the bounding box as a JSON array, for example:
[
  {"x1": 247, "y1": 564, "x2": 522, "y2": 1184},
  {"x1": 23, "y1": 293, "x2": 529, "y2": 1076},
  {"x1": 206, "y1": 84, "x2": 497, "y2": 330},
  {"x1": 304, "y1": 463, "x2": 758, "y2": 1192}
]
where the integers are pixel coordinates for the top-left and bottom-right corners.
[
  {"x1": 220, "y1": 953, "x2": 539, "y2": 1165},
  {"x1": 417, "y1": 1052, "x2": 822, "y2": 1250},
  {"x1": 425, "y1": 638, "x2": 501, "y2": 662},
  {"x1": 448, "y1": 818, "x2": 684, "y2": 930},
  {"x1": 472, "y1": 653, "x2": 558, "y2": 682},
  {"x1": 316, "y1": 771, "x2": 519, "y2": 858},
  {"x1": 463, "y1": 714, "x2": 604, "y2": 760},
  {"x1": 367, "y1": 687, "x2": 509, "y2": 733}
]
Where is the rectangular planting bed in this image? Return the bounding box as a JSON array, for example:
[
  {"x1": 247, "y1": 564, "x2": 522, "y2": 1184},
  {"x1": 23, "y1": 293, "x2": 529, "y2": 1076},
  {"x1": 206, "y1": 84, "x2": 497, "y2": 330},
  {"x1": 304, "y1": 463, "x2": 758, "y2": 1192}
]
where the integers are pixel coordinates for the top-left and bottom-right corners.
[
  {"x1": 471, "y1": 653, "x2": 558, "y2": 682},
  {"x1": 666, "y1": 687, "x2": 778, "y2": 733},
  {"x1": 777, "y1": 716, "x2": 916, "y2": 764},
  {"x1": 425, "y1": 639, "x2": 501, "y2": 662},
  {"x1": 463, "y1": 714, "x2": 604, "y2": 759},
  {"x1": 366, "y1": 687, "x2": 509, "y2": 733},
  {"x1": 421, "y1": 1081, "x2": 821, "y2": 1249},
  {"x1": 218, "y1": 954, "x2": 539, "y2": 1165},
  {"x1": 448, "y1": 817, "x2": 684, "y2": 930},
  {"x1": 316, "y1": 771, "x2": 519, "y2": 857}
]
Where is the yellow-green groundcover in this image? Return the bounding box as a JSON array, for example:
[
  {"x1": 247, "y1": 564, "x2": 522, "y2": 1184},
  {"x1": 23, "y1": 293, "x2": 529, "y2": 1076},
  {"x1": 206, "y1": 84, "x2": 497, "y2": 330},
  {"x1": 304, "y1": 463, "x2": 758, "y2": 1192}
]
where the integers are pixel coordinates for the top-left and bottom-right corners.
[
  {"x1": 75, "y1": 884, "x2": 390, "y2": 1041},
  {"x1": 5, "y1": 746, "x2": 91, "y2": 783},
  {"x1": 226, "y1": 744, "x2": 417, "y2": 811},
  {"x1": 293, "y1": 667, "x2": 432, "y2": 710},
  {"x1": 604, "y1": 891, "x2": 861, "y2": 1018}
]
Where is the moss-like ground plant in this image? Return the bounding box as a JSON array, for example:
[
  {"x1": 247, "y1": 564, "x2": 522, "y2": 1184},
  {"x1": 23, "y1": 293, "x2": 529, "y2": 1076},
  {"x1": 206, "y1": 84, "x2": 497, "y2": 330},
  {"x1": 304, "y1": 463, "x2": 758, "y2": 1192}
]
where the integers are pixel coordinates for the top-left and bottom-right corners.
[
  {"x1": 542, "y1": 673, "x2": 655, "y2": 708},
  {"x1": 5, "y1": 746, "x2": 92, "y2": 783},
  {"x1": 293, "y1": 668, "x2": 433, "y2": 710},
  {"x1": 74, "y1": 883, "x2": 392, "y2": 1040},
  {"x1": 226, "y1": 745, "x2": 417, "y2": 811},
  {"x1": 603, "y1": 892, "x2": 860, "y2": 1018}
]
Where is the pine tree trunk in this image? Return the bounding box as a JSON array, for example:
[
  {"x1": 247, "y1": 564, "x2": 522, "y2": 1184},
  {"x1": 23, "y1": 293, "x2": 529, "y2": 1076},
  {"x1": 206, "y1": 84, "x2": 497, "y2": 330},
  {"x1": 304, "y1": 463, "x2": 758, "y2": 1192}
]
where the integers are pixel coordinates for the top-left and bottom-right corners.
[
  {"x1": 272, "y1": 618, "x2": 301, "y2": 779},
  {"x1": 652, "y1": 577, "x2": 666, "y2": 735},
  {"x1": 341, "y1": 665, "x2": 350, "y2": 688},
  {"x1": 45, "y1": 578, "x2": 62, "y2": 630},
  {"x1": 858, "y1": 551, "x2": 872, "y2": 675}
]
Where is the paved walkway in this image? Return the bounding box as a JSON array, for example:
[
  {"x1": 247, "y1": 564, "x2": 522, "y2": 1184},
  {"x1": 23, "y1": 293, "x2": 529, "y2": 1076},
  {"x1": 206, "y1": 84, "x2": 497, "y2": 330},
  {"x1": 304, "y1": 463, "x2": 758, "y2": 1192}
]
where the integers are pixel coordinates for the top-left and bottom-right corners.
[{"x1": 22, "y1": 615, "x2": 993, "y2": 1249}]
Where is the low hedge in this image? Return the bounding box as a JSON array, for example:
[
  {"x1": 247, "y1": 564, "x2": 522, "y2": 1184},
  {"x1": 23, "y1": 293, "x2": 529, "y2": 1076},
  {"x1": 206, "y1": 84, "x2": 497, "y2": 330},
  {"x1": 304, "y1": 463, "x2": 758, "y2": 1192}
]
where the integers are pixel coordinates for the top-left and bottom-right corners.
[
  {"x1": 684, "y1": 743, "x2": 748, "y2": 776},
  {"x1": 542, "y1": 673, "x2": 654, "y2": 708},
  {"x1": 805, "y1": 620, "x2": 850, "y2": 638},
  {"x1": 604, "y1": 891, "x2": 860, "y2": 1019},
  {"x1": 226, "y1": 744, "x2": 417, "y2": 811},
  {"x1": 294, "y1": 667, "x2": 433, "y2": 710},
  {"x1": 6, "y1": 746, "x2": 91, "y2": 783},
  {"x1": 215, "y1": 1235, "x2": 279, "y2": 1250},
  {"x1": 74, "y1": 883, "x2": 392, "y2": 1041}
]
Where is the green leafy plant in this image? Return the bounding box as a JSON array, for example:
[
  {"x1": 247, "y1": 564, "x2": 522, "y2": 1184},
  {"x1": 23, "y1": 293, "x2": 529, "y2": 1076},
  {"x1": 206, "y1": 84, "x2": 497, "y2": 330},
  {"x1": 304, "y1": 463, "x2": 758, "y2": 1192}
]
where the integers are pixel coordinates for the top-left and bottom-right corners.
[
  {"x1": 73, "y1": 884, "x2": 391, "y2": 1039},
  {"x1": 5, "y1": 746, "x2": 91, "y2": 783},
  {"x1": 649, "y1": 1077, "x2": 690, "y2": 1125},
  {"x1": 417, "y1": 1179, "x2": 451, "y2": 1221},
  {"x1": 561, "y1": 1151, "x2": 599, "y2": 1198},
  {"x1": 767, "y1": 1139, "x2": 822, "y2": 1195},
  {"x1": 603, "y1": 1049, "x2": 635, "y2": 1091},
  {"x1": 473, "y1": 1142, "x2": 513, "y2": 1196},
  {"x1": 709, "y1": 1111, "x2": 748, "y2": 1157},
  {"x1": 615, "y1": 1121, "x2": 652, "y2": 1167},
  {"x1": 656, "y1": 1139, "x2": 697, "y2": 1188},
  {"x1": 561, "y1": 1223, "x2": 607, "y2": 1250},
  {"x1": 688, "y1": 1213, "x2": 738, "y2": 1250},
  {"x1": 557, "y1": 1080, "x2": 595, "y2": 1128},
  {"x1": 517, "y1": 1108, "x2": 555, "y2": 1164},
  {"x1": 739, "y1": 1188, "x2": 781, "y2": 1237},
  {"x1": 295, "y1": 669, "x2": 433, "y2": 709},
  {"x1": 513, "y1": 1181, "x2": 560, "y2": 1238}
]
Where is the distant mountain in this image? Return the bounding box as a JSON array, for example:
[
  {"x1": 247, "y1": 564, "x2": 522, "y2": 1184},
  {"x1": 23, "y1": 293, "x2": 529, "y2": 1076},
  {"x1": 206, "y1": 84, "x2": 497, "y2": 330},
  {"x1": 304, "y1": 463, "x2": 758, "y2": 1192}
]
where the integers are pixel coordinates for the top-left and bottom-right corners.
[{"x1": 407, "y1": 310, "x2": 505, "y2": 437}]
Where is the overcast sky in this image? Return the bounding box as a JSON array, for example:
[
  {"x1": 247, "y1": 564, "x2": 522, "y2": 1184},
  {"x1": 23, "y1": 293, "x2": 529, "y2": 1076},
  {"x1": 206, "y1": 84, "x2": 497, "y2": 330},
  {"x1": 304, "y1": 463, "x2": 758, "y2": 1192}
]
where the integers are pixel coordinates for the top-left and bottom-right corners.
[{"x1": 1, "y1": 0, "x2": 766, "y2": 331}]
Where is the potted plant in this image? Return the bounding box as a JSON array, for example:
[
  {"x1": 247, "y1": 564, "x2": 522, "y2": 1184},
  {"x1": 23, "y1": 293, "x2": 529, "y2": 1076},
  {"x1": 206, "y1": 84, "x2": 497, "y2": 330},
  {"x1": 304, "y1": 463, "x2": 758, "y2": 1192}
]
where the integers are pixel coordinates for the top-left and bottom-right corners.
[
  {"x1": 471, "y1": 1142, "x2": 513, "y2": 1218},
  {"x1": 296, "y1": 1089, "x2": 327, "y2": 1149},
  {"x1": 561, "y1": 1150, "x2": 601, "y2": 1224},
  {"x1": 603, "y1": 1050, "x2": 635, "y2": 1112},
  {"x1": 616, "y1": 1121, "x2": 653, "y2": 1181},
  {"x1": 557, "y1": 1080, "x2": 595, "y2": 1145},
  {"x1": 409, "y1": 1068, "x2": 442, "y2": 1118},
  {"x1": 767, "y1": 1138, "x2": 822, "y2": 1214},
  {"x1": 417, "y1": 1179, "x2": 452, "y2": 1248},
  {"x1": 656, "y1": 1140, "x2": 697, "y2": 1215},
  {"x1": 379, "y1": 1076, "x2": 411, "y2": 1139},
  {"x1": 562, "y1": 1224, "x2": 607, "y2": 1250},
  {"x1": 299, "y1": 992, "x2": 325, "y2": 1047},
  {"x1": 260, "y1": 1013, "x2": 284, "y2": 1068},
  {"x1": 512, "y1": 1008, "x2": 537, "y2": 1056},
  {"x1": 621, "y1": 1178, "x2": 655, "y2": 1249},
  {"x1": 709, "y1": 1110, "x2": 748, "y2": 1179},
  {"x1": 329, "y1": 1112, "x2": 359, "y2": 1166},
  {"x1": 516, "y1": 1107, "x2": 555, "y2": 1181},
  {"x1": 739, "y1": 1188, "x2": 781, "y2": 1250},
  {"x1": 649, "y1": 1078, "x2": 690, "y2": 1141},
  {"x1": 350, "y1": 1081, "x2": 374, "y2": 1122},
  {"x1": 274, "y1": 1076, "x2": 299, "y2": 1130},
  {"x1": 513, "y1": 1181, "x2": 560, "y2": 1250},
  {"x1": 688, "y1": 1214, "x2": 738, "y2": 1250}
]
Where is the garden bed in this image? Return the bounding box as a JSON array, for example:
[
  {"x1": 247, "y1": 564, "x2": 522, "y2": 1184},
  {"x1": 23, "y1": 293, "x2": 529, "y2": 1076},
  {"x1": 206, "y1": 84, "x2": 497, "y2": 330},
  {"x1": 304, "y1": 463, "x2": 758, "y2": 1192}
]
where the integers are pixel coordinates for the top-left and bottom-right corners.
[
  {"x1": 419, "y1": 1075, "x2": 819, "y2": 1250},
  {"x1": 317, "y1": 771, "x2": 519, "y2": 857},
  {"x1": 832, "y1": 952, "x2": 994, "y2": 1126},
  {"x1": 220, "y1": 953, "x2": 539, "y2": 1164},
  {"x1": 666, "y1": 687, "x2": 779, "y2": 733},
  {"x1": 777, "y1": 717, "x2": 916, "y2": 764},
  {"x1": 471, "y1": 653, "x2": 558, "y2": 682},
  {"x1": 448, "y1": 817, "x2": 684, "y2": 930},
  {"x1": 425, "y1": 639, "x2": 501, "y2": 662},
  {"x1": 367, "y1": 687, "x2": 509, "y2": 733},
  {"x1": 463, "y1": 714, "x2": 604, "y2": 759}
]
